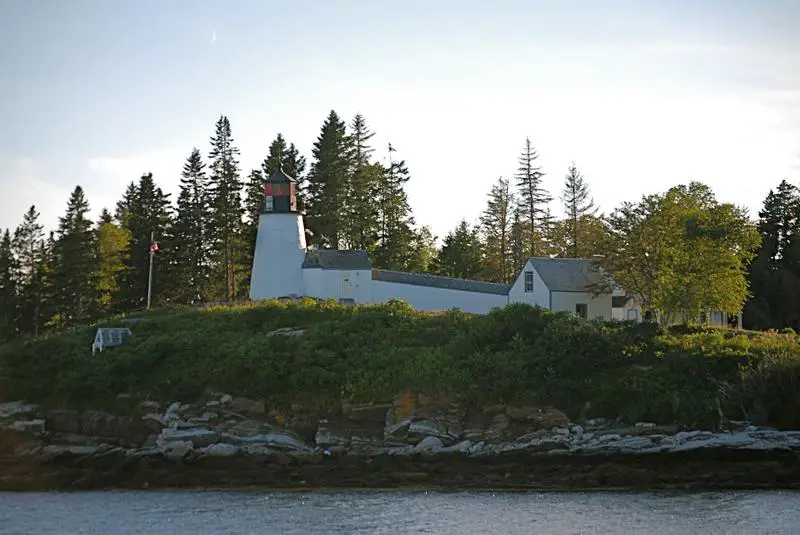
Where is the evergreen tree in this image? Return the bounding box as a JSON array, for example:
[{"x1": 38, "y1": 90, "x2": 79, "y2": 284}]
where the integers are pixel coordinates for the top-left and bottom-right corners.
[
  {"x1": 115, "y1": 181, "x2": 137, "y2": 227},
  {"x1": 96, "y1": 217, "x2": 130, "y2": 314},
  {"x1": 207, "y1": 115, "x2": 244, "y2": 301},
  {"x1": 12, "y1": 206, "x2": 46, "y2": 335},
  {"x1": 305, "y1": 110, "x2": 350, "y2": 249},
  {"x1": 118, "y1": 173, "x2": 174, "y2": 309},
  {"x1": 283, "y1": 142, "x2": 307, "y2": 204},
  {"x1": 343, "y1": 114, "x2": 381, "y2": 251},
  {"x1": 560, "y1": 162, "x2": 598, "y2": 257},
  {"x1": 744, "y1": 180, "x2": 800, "y2": 329},
  {"x1": 433, "y1": 220, "x2": 484, "y2": 279},
  {"x1": 51, "y1": 186, "x2": 98, "y2": 327},
  {"x1": 173, "y1": 148, "x2": 212, "y2": 304},
  {"x1": 0, "y1": 229, "x2": 18, "y2": 341},
  {"x1": 480, "y1": 177, "x2": 516, "y2": 283},
  {"x1": 373, "y1": 158, "x2": 423, "y2": 271},
  {"x1": 509, "y1": 205, "x2": 527, "y2": 275},
  {"x1": 514, "y1": 138, "x2": 551, "y2": 257}
]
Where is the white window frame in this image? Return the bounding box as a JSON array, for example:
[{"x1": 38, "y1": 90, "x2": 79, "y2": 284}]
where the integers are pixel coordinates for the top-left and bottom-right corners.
[
  {"x1": 265, "y1": 195, "x2": 274, "y2": 212},
  {"x1": 524, "y1": 271, "x2": 534, "y2": 292}
]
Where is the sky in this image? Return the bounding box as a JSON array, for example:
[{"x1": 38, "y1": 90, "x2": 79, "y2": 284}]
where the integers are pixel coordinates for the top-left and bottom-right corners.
[{"x1": 1, "y1": 0, "x2": 799, "y2": 241}]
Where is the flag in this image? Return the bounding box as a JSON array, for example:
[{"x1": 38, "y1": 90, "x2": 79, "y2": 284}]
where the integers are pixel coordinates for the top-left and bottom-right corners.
[
  {"x1": 149, "y1": 240, "x2": 159, "y2": 255},
  {"x1": 388, "y1": 143, "x2": 396, "y2": 153}
]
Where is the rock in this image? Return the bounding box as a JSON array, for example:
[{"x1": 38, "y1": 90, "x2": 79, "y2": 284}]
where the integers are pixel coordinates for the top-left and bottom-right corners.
[
  {"x1": 140, "y1": 401, "x2": 160, "y2": 412},
  {"x1": 266, "y1": 327, "x2": 305, "y2": 337},
  {"x1": 230, "y1": 397, "x2": 265, "y2": 415},
  {"x1": 199, "y1": 443, "x2": 240, "y2": 457},
  {"x1": 46, "y1": 409, "x2": 82, "y2": 434},
  {"x1": 407, "y1": 419, "x2": 458, "y2": 446},
  {"x1": 635, "y1": 422, "x2": 657, "y2": 428},
  {"x1": 222, "y1": 429, "x2": 312, "y2": 452},
  {"x1": 157, "y1": 428, "x2": 218, "y2": 448},
  {"x1": 226, "y1": 419, "x2": 271, "y2": 437},
  {"x1": 8, "y1": 419, "x2": 45, "y2": 434},
  {"x1": 163, "y1": 440, "x2": 194, "y2": 461},
  {"x1": 342, "y1": 401, "x2": 392, "y2": 423},
  {"x1": 415, "y1": 436, "x2": 444, "y2": 452},
  {"x1": 0, "y1": 401, "x2": 39, "y2": 421},
  {"x1": 505, "y1": 406, "x2": 570, "y2": 429},
  {"x1": 220, "y1": 394, "x2": 233, "y2": 405}
]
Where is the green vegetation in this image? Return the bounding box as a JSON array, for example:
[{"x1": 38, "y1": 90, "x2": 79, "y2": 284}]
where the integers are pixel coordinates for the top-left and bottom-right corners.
[{"x1": 1, "y1": 300, "x2": 798, "y2": 430}]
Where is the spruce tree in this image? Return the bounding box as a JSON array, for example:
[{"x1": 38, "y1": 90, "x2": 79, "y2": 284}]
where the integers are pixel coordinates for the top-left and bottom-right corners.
[
  {"x1": 343, "y1": 114, "x2": 381, "y2": 251},
  {"x1": 433, "y1": 220, "x2": 484, "y2": 279},
  {"x1": 560, "y1": 162, "x2": 598, "y2": 257},
  {"x1": 480, "y1": 177, "x2": 516, "y2": 283},
  {"x1": 373, "y1": 158, "x2": 421, "y2": 271},
  {"x1": 305, "y1": 110, "x2": 350, "y2": 249},
  {"x1": 12, "y1": 206, "x2": 46, "y2": 335},
  {"x1": 207, "y1": 115, "x2": 244, "y2": 301},
  {"x1": 283, "y1": 142, "x2": 307, "y2": 204},
  {"x1": 0, "y1": 229, "x2": 18, "y2": 341},
  {"x1": 117, "y1": 173, "x2": 174, "y2": 309},
  {"x1": 52, "y1": 186, "x2": 98, "y2": 327},
  {"x1": 515, "y1": 138, "x2": 551, "y2": 257},
  {"x1": 173, "y1": 148, "x2": 212, "y2": 304}
]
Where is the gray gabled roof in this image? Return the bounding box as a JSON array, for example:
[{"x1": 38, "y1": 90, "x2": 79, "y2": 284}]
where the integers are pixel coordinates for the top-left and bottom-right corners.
[
  {"x1": 266, "y1": 167, "x2": 296, "y2": 183},
  {"x1": 527, "y1": 257, "x2": 609, "y2": 293},
  {"x1": 302, "y1": 249, "x2": 372, "y2": 270},
  {"x1": 372, "y1": 269, "x2": 511, "y2": 296},
  {"x1": 95, "y1": 327, "x2": 132, "y2": 346}
]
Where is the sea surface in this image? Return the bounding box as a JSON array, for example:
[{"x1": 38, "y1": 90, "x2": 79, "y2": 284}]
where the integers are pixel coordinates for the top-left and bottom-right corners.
[{"x1": 1, "y1": 489, "x2": 799, "y2": 534}]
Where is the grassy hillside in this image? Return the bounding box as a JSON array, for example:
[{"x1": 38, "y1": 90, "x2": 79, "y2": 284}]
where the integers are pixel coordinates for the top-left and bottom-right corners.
[{"x1": 1, "y1": 299, "x2": 798, "y2": 429}]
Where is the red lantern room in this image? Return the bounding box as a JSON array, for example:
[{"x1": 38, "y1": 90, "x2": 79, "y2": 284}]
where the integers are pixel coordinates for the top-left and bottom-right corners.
[{"x1": 263, "y1": 167, "x2": 297, "y2": 213}]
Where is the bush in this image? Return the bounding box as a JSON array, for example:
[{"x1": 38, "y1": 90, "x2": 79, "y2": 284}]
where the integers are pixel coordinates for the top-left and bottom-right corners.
[{"x1": 1, "y1": 300, "x2": 799, "y2": 429}]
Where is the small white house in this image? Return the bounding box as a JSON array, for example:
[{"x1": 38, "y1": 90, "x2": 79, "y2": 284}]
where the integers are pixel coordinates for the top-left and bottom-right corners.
[
  {"x1": 508, "y1": 257, "x2": 612, "y2": 320},
  {"x1": 92, "y1": 327, "x2": 133, "y2": 354},
  {"x1": 611, "y1": 294, "x2": 743, "y2": 328}
]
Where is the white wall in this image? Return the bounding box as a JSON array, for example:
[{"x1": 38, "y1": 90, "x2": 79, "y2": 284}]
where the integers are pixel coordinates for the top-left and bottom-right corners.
[
  {"x1": 302, "y1": 268, "x2": 372, "y2": 303},
  {"x1": 371, "y1": 280, "x2": 507, "y2": 314},
  {"x1": 250, "y1": 213, "x2": 307, "y2": 300},
  {"x1": 507, "y1": 260, "x2": 550, "y2": 308},
  {"x1": 551, "y1": 291, "x2": 612, "y2": 320}
]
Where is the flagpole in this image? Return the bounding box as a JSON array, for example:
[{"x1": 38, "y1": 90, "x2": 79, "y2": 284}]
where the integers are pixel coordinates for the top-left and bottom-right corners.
[{"x1": 147, "y1": 231, "x2": 154, "y2": 310}]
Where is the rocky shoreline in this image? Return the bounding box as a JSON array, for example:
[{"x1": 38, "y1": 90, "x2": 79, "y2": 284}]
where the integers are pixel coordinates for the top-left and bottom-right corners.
[{"x1": 2, "y1": 393, "x2": 800, "y2": 492}]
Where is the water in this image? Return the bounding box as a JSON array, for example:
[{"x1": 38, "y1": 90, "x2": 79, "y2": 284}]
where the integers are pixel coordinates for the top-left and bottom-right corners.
[{"x1": 1, "y1": 490, "x2": 798, "y2": 534}]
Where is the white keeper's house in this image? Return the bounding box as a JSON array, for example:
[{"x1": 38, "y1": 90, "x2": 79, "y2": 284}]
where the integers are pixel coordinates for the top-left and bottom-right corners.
[{"x1": 249, "y1": 168, "x2": 736, "y2": 326}]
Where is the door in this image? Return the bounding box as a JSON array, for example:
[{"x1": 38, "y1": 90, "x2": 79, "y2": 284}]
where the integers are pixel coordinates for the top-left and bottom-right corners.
[{"x1": 340, "y1": 271, "x2": 354, "y2": 301}]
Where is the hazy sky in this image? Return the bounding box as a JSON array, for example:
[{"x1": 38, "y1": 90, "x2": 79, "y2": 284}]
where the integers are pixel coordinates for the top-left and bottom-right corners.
[{"x1": 1, "y1": 0, "x2": 799, "y2": 240}]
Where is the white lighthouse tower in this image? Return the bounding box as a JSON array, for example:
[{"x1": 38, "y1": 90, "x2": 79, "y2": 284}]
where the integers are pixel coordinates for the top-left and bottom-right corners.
[{"x1": 249, "y1": 168, "x2": 307, "y2": 300}]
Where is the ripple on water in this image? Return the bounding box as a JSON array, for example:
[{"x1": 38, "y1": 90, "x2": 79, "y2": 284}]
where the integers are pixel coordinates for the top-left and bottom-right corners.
[{"x1": 1, "y1": 489, "x2": 799, "y2": 534}]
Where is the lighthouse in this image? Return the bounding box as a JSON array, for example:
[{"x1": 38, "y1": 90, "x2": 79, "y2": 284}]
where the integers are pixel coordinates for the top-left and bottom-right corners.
[{"x1": 249, "y1": 167, "x2": 307, "y2": 300}]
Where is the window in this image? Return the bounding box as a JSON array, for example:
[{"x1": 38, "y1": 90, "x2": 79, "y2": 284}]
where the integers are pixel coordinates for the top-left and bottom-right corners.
[
  {"x1": 265, "y1": 195, "x2": 274, "y2": 212},
  {"x1": 524, "y1": 271, "x2": 534, "y2": 292},
  {"x1": 575, "y1": 303, "x2": 588, "y2": 319},
  {"x1": 627, "y1": 309, "x2": 639, "y2": 321}
]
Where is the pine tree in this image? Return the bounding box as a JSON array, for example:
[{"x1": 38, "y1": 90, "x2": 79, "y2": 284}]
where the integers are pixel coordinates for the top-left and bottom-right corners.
[
  {"x1": 305, "y1": 110, "x2": 350, "y2": 249},
  {"x1": 509, "y1": 205, "x2": 527, "y2": 275},
  {"x1": 433, "y1": 220, "x2": 484, "y2": 279},
  {"x1": 515, "y1": 138, "x2": 551, "y2": 257},
  {"x1": 480, "y1": 177, "x2": 516, "y2": 283},
  {"x1": 343, "y1": 114, "x2": 381, "y2": 251},
  {"x1": 373, "y1": 157, "x2": 422, "y2": 271},
  {"x1": 12, "y1": 206, "x2": 46, "y2": 335},
  {"x1": 115, "y1": 181, "x2": 138, "y2": 227},
  {"x1": 745, "y1": 180, "x2": 800, "y2": 329},
  {"x1": 207, "y1": 115, "x2": 244, "y2": 301},
  {"x1": 51, "y1": 186, "x2": 98, "y2": 327},
  {"x1": 173, "y1": 148, "x2": 212, "y2": 304},
  {"x1": 283, "y1": 142, "x2": 307, "y2": 205},
  {"x1": 0, "y1": 229, "x2": 18, "y2": 341},
  {"x1": 560, "y1": 162, "x2": 598, "y2": 257},
  {"x1": 117, "y1": 174, "x2": 174, "y2": 310}
]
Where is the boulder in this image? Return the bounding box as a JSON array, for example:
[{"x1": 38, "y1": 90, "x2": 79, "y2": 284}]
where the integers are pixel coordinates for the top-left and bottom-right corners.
[
  {"x1": 505, "y1": 406, "x2": 570, "y2": 428},
  {"x1": 199, "y1": 443, "x2": 241, "y2": 457},
  {"x1": 8, "y1": 419, "x2": 45, "y2": 435},
  {"x1": 157, "y1": 428, "x2": 219, "y2": 448},
  {"x1": 0, "y1": 401, "x2": 39, "y2": 421},
  {"x1": 230, "y1": 397, "x2": 266, "y2": 416}
]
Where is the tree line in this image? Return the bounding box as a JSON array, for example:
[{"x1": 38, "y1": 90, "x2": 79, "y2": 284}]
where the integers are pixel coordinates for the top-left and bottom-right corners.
[{"x1": 0, "y1": 109, "x2": 793, "y2": 341}]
